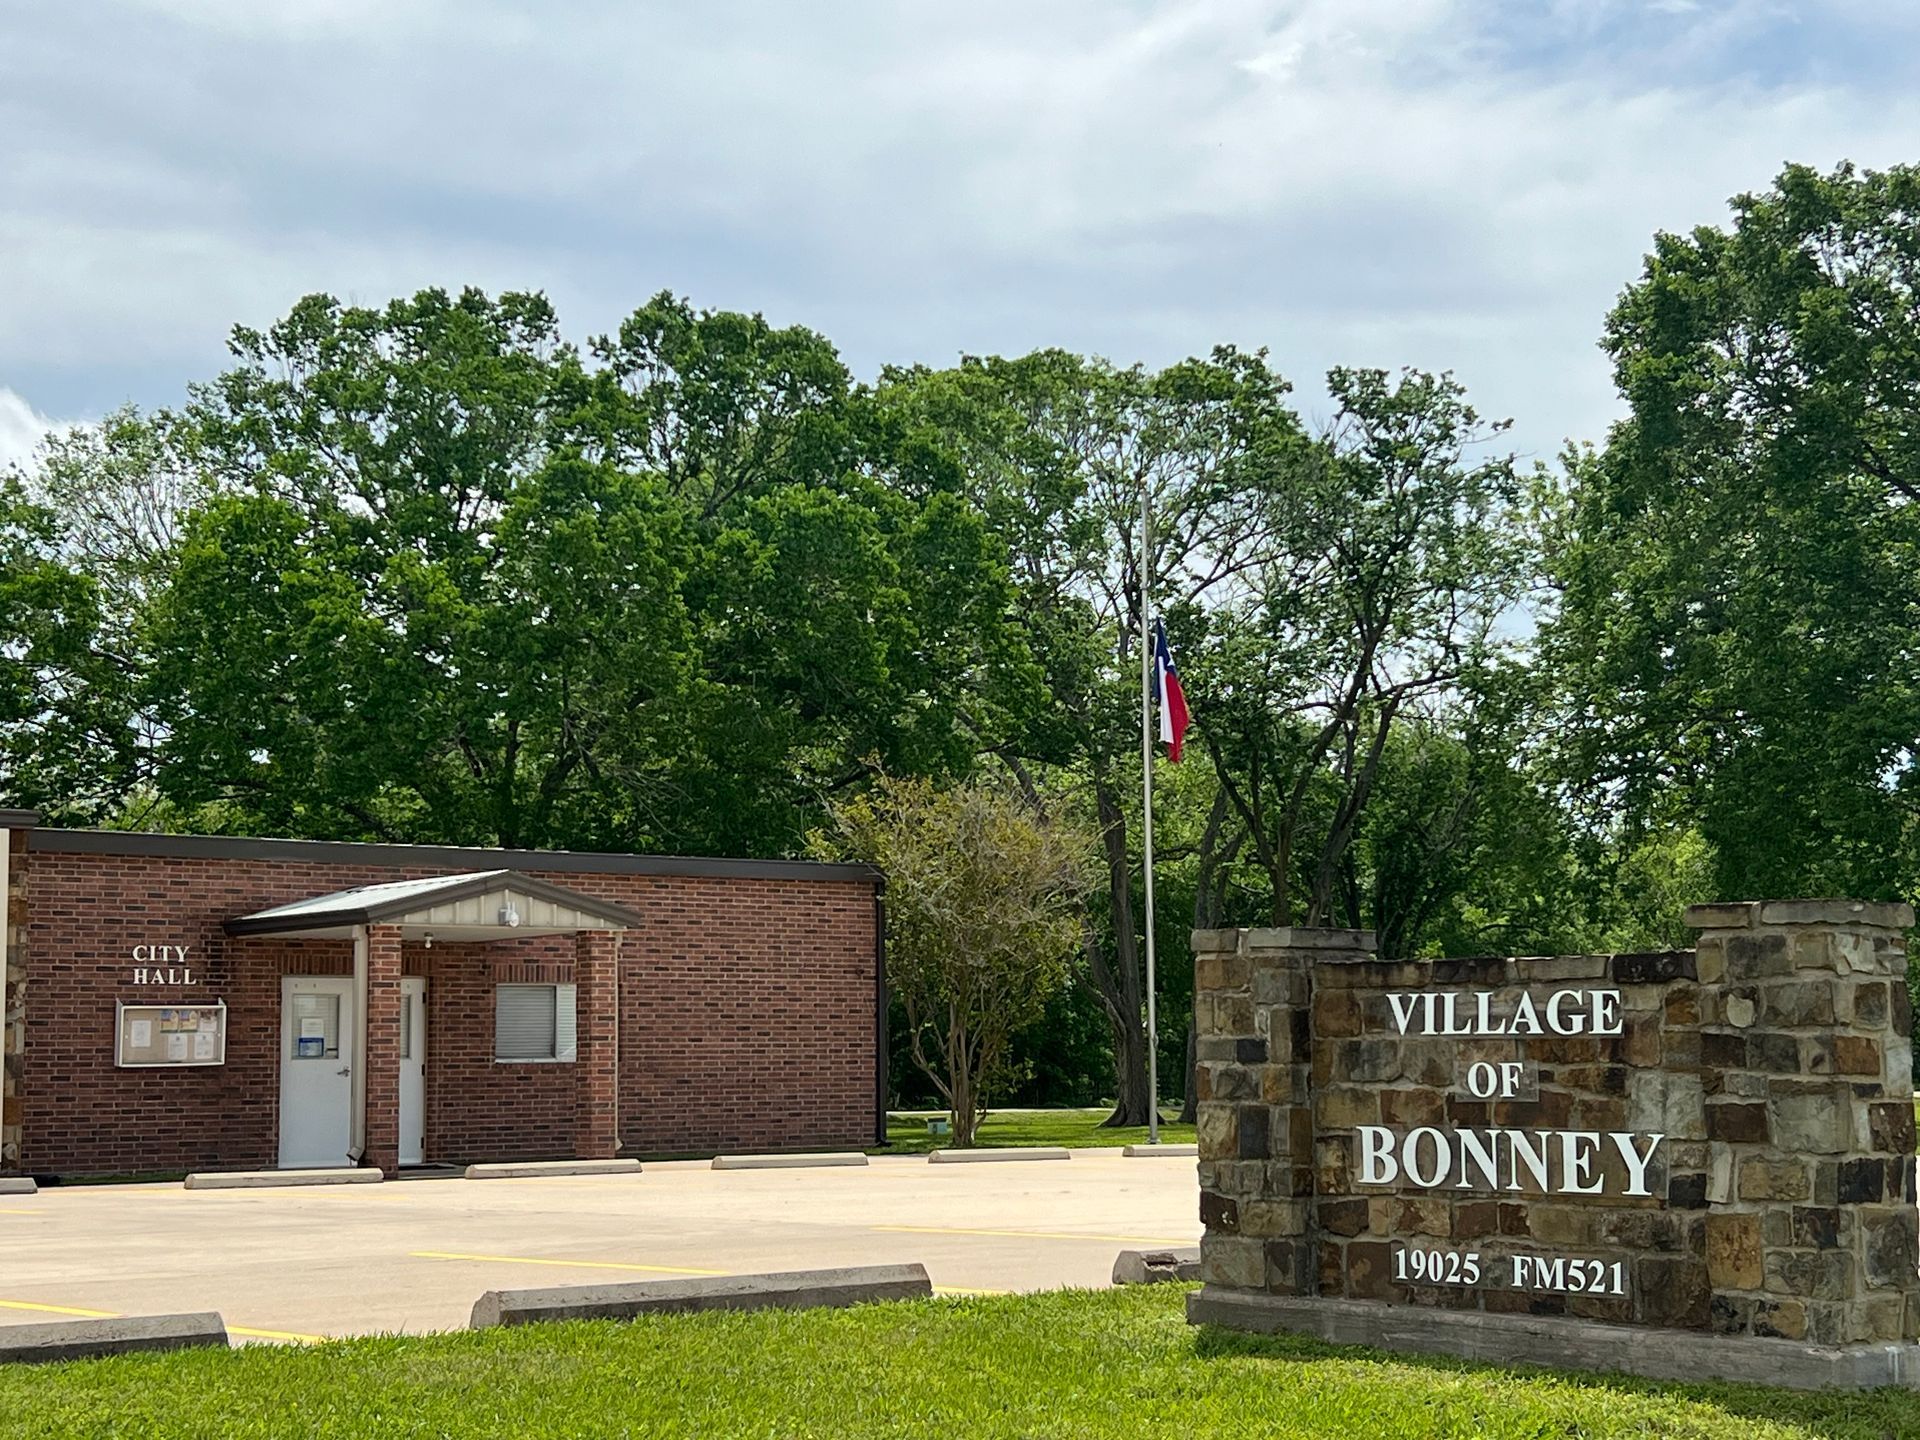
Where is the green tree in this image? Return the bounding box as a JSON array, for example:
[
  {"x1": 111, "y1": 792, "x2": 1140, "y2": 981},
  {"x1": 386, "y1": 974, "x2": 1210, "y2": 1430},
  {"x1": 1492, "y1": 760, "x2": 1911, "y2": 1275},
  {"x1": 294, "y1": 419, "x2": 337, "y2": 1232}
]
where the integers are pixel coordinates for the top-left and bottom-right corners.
[
  {"x1": 1547, "y1": 161, "x2": 1920, "y2": 901},
  {"x1": 816, "y1": 773, "x2": 1090, "y2": 1146},
  {"x1": 875, "y1": 347, "x2": 1305, "y2": 1125},
  {"x1": 1191, "y1": 367, "x2": 1532, "y2": 930},
  {"x1": 142, "y1": 289, "x2": 1040, "y2": 854},
  {"x1": 145, "y1": 289, "x2": 694, "y2": 845},
  {"x1": 0, "y1": 481, "x2": 133, "y2": 816},
  {"x1": 22, "y1": 405, "x2": 200, "y2": 628}
]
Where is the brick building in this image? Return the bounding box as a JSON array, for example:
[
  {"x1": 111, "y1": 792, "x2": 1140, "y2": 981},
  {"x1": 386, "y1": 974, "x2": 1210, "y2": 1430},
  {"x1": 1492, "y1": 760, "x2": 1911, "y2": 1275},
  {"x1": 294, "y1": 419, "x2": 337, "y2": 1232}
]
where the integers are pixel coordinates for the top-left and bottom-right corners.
[{"x1": 0, "y1": 813, "x2": 883, "y2": 1179}]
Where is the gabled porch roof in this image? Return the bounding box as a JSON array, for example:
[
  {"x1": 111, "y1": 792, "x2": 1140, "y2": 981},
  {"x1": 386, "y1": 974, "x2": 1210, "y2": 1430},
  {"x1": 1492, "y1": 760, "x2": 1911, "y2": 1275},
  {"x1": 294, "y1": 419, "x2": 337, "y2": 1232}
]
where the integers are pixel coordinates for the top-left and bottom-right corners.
[{"x1": 224, "y1": 869, "x2": 642, "y2": 941}]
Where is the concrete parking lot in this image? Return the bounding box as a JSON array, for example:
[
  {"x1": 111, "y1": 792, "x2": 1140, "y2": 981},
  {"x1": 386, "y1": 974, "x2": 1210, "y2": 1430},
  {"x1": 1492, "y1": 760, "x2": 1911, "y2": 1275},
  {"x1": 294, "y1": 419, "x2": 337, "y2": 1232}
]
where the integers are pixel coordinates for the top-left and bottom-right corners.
[{"x1": 0, "y1": 1150, "x2": 1199, "y2": 1343}]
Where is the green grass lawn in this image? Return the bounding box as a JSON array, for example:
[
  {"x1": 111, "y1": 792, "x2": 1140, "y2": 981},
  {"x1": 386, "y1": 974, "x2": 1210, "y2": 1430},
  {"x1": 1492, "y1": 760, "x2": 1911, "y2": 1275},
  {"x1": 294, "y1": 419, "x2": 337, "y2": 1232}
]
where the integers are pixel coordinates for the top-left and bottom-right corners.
[
  {"x1": 4, "y1": 1286, "x2": 1917, "y2": 1438},
  {"x1": 879, "y1": 1105, "x2": 1197, "y2": 1153}
]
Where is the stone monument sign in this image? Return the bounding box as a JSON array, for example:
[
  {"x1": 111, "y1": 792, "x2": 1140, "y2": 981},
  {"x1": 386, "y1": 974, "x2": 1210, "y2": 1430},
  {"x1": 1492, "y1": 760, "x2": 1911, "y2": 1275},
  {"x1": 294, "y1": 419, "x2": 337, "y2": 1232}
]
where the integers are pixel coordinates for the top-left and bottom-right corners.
[{"x1": 1186, "y1": 900, "x2": 1920, "y2": 1390}]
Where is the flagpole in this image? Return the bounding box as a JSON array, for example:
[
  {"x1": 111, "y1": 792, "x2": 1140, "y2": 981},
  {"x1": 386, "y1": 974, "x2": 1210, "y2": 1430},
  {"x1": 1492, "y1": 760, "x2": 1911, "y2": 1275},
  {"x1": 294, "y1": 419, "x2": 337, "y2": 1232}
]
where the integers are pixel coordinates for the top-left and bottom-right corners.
[{"x1": 1139, "y1": 484, "x2": 1161, "y2": 1146}]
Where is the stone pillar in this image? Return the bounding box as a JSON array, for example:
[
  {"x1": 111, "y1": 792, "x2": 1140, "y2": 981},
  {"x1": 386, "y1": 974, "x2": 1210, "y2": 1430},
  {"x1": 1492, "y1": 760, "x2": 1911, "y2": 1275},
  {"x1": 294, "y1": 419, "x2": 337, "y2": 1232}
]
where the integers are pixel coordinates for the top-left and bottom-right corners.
[
  {"x1": 362, "y1": 924, "x2": 404, "y2": 1177},
  {"x1": 1, "y1": 833, "x2": 25, "y2": 1175},
  {"x1": 1193, "y1": 926, "x2": 1374, "y2": 1298},
  {"x1": 1685, "y1": 900, "x2": 1918, "y2": 1345},
  {"x1": 573, "y1": 930, "x2": 620, "y2": 1160}
]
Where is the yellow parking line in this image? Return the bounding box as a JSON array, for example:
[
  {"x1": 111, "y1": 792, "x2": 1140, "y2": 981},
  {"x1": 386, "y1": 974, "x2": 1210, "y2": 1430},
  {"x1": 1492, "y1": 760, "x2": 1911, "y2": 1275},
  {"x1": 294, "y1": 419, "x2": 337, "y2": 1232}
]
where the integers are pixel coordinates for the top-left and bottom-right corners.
[
  {"x1": 933, "y1": 1285, "x2": 1009, "y2": 1296},
  {"x1": 0, "y1": 1299, "x2": 120, "y2": 1318},
  {"x1": 411, "y1": 1250, "x2": 728, "y2": 1276},
  {"x1": 230, "y1": 1325, "x2": 326, "y2": 1344},
  {"x1": 0, "y1": 1208, "x2": 47, "y2": 1215},
  {"x1": 873, "y1": 1224, "x2": 1195, "y2": 1246}
]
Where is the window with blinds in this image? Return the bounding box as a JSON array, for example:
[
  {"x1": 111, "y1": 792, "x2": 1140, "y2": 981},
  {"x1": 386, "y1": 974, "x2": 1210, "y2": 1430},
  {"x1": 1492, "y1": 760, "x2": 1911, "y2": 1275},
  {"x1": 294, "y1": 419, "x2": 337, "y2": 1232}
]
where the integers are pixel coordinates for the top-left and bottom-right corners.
[{"x1": 494, "y1": 983, "x2": 577, "y2": 1062}]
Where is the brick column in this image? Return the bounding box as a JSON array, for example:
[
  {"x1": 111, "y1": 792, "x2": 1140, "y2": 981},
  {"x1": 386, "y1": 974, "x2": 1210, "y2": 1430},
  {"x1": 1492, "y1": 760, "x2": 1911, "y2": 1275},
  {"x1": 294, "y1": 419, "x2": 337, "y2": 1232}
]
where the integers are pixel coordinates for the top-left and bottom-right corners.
[
  {"x1": 573, "y1": 930, "x2": 620, "y2": 1160},
  {"x1": 362, "y1": 925, "x2": 404, "y2": 1177},
  {"x1": 1193, "y1": 926, "x2": 1371, "y2": 1297},
  {"x1": 1685, "y1": 900, "x2": 1919, "y2": 1345}
]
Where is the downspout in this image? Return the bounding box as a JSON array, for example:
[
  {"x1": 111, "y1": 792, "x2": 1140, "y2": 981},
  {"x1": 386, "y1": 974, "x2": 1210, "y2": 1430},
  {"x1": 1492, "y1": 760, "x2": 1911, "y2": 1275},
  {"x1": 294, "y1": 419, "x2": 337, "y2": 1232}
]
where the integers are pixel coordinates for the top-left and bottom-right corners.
[
  {"x1": 610, "y1": 931, "x2": 622, "y2": 1155},
  {"x1": 347, "y1": 924, "x2": 368, "y2": 1165},
  {"x1": 873, "y1": 878, "x2": 888, "y2": 1148}
]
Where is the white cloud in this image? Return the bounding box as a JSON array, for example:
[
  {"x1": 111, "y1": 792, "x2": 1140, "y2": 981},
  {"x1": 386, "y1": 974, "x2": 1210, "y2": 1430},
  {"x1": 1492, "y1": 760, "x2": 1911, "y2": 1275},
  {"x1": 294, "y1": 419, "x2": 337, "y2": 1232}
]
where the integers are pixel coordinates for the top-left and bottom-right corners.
[
  {"x1": 0, "y1": 388, "x2": 62, "y2": 475},
  {"x1": 2, "y1": 0, "x2": 1916, "y2": 461}
]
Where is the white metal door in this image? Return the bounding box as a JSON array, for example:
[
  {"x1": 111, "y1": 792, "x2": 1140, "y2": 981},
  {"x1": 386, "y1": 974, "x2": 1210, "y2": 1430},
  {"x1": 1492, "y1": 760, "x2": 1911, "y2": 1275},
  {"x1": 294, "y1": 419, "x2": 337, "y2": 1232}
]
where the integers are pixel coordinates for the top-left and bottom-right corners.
[
  {"x1": 278, "y1": 975, "x2": 354, "y2": 1168},
  {"x1": 399, "y1": 977, "x2": 427, "y2": 1167}
]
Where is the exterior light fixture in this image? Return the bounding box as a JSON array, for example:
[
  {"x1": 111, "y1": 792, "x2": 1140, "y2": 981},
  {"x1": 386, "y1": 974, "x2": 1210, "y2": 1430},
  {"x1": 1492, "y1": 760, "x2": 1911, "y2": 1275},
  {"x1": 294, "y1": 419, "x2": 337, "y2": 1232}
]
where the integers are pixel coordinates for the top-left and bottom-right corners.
[{"x1": 499, "y1": 903, "x2": 522, "y2": 928}]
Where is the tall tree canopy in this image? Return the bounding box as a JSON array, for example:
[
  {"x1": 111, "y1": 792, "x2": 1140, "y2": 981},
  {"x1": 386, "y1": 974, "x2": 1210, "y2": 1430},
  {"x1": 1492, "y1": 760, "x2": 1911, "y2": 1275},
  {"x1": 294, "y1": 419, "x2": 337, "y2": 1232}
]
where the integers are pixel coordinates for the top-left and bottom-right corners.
[
  {"x1": 875, "y1": 347, "x2": 1310, "y2": 1123},
  {"x1": 1546, "y1": 161, "x2": 1920, "y2": 901},
  {"x1": 141, "y1": 288, "x2": 1041, "y2": 853},
  {"x1": 1192, "y1": 366, "x2": 1530, "y2": 929},
  {"x1": 0, "y1": 481, "x2": 131, "y2": 815}
]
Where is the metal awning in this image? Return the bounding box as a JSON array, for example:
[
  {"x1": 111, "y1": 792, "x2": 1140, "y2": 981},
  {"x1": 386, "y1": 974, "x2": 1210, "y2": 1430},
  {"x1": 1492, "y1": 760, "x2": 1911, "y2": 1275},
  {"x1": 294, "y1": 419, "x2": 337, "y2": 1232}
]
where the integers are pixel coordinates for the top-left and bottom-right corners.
[{"x1": 224, "y1": 869, "x2": 643, "y2": 941}]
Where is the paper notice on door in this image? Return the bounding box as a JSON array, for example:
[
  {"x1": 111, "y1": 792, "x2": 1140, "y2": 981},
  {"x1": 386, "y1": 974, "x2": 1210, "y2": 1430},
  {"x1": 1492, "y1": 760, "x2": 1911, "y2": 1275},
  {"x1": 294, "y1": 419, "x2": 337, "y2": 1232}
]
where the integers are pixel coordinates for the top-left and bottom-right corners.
[
  {"x1": 130, "y1": 1019, "x2": 153, "y2": 1049},
  {"x1": 192, "y1": 1031, "x2": 217, "y2": 1061},
  {"x1": 299, "y1": 1017, "x2": 325, "y2": 1040},
  {"x1": 165, "y1": 1032, "x2": 188, "y2": 1061}
]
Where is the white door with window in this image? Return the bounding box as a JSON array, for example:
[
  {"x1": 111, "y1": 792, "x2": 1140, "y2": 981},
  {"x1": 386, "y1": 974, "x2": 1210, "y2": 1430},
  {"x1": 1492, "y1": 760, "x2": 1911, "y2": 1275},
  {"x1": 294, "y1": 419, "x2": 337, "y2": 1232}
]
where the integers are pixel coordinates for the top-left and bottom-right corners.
[
  {"x1": 279, "y1": 975, "x2": 354, "y2": 1168},
  {"x1": 399, "y1": 977, "x2": 428, "y2": 1166}
]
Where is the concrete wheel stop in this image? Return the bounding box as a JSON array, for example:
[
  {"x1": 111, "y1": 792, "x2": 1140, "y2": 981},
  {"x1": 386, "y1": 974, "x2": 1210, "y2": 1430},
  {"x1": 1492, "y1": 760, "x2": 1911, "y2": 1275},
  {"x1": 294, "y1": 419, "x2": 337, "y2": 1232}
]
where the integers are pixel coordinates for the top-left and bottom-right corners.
[
  {"x1": 185, "y1": 1168, "x2": 381, "y2": 1190},
  {"x1": 470, "y1": 1263, "x2": 933, "y2": 1328},
  {"x1": 464, "y1": 1159, "x2": 642, "y2": 1180},
  {"x1": 0, "y1": 1313, "x2": 228, "y2": 1364}
]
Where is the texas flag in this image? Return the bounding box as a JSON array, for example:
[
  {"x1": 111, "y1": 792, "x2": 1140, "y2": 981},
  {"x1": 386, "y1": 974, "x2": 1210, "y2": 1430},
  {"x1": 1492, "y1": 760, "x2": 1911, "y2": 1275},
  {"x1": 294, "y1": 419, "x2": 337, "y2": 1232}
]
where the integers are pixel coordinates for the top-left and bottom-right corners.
[{"x1": 1152, "y1": 618, "x2": 1190, "y2": 763}]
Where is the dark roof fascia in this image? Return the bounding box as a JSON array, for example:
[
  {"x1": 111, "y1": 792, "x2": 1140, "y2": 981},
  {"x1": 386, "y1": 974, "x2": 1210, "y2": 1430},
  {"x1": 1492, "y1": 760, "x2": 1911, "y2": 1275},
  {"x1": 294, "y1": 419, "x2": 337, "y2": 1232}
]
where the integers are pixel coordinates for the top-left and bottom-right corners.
[
  {"x1": 224, "y1": 869, "x2": 649, "y2": 937},
  {"x1": 28, "y1": 828, "x2": 881, "y2": 886},
  {"x1": 0, "y1": 810, "x2": 40, "y2": 828}
]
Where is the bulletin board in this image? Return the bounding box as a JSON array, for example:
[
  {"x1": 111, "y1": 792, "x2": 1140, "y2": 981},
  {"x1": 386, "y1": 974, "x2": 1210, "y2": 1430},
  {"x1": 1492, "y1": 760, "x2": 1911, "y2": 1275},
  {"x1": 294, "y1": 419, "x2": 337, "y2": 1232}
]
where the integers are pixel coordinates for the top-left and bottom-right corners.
[{"x1": 115, "y1": 1002, "x2": 227, "y2": 1068}]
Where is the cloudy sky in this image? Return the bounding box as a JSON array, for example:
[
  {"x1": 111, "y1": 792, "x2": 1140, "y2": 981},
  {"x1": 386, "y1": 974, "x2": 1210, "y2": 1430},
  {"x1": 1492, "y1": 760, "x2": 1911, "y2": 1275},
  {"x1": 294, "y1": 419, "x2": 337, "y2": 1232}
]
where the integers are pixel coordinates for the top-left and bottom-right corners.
[{"x1": 3, "y1": 0, "x2": 1916, "y2": 470}]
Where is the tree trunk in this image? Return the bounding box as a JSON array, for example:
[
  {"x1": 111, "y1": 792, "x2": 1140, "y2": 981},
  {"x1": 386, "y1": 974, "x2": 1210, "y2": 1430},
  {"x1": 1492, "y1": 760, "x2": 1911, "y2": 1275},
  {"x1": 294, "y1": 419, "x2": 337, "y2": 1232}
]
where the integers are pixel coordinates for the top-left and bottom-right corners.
[
  {"x1": 948, "y1": 1014, "x2": 977, "y2": 1147},
  {"x1": 1089, "y1": 768, "x2": 1151, "y2": 1127},
  {"x1": 1106, "y1": 1012, "x2": 1152, "y2": 1127}
]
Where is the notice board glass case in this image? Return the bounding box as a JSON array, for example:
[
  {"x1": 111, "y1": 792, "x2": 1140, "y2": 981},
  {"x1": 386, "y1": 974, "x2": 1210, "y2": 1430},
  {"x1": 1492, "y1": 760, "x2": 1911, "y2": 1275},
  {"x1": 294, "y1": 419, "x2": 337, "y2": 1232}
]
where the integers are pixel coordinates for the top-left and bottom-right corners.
[{"x1": 115, "y1": 1002, "x2": 227, "y2": 1067}]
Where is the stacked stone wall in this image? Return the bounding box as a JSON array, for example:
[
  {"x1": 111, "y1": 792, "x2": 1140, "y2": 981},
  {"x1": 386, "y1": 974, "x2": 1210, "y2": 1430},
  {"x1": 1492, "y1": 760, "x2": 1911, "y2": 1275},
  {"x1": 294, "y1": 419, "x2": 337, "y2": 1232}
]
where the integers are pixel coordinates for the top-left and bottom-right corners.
[
  {"x1": 1, "y1": 836, "x2": 23, "y2": 1172},
  {"x1": 1193, "y1": 900, "x2": 1919, "y2": 1351}
]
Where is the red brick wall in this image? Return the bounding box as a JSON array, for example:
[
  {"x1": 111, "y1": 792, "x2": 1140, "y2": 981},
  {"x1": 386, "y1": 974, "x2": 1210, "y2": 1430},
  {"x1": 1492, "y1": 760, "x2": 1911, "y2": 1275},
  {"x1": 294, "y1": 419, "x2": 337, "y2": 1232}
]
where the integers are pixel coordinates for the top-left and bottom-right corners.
[
  {"x1": 418, "y1": 939, "x2": 580, "y2": 1164},
  {"x1": 17, "y1": 845, "x2": 876, "y2": 1177},
  {"x1": 609, "y1": 876, "x2": 879, "y2": 1154}
]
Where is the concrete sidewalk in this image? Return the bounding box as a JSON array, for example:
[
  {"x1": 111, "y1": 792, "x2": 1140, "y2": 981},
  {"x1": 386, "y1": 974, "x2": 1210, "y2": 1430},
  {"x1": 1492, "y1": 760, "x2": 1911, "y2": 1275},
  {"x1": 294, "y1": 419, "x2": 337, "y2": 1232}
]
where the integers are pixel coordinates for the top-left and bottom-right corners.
[{"x1": 0, "y1": 1149, "x2": 1199, "y2": 1343}]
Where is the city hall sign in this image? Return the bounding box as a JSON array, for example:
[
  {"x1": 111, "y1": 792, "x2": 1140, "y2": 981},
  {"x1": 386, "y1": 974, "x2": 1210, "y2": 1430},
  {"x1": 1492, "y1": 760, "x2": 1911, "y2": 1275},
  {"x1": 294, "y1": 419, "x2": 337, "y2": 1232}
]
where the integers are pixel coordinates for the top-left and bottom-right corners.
[{"x1": 1186, "y1": 902, "x2": 1920, "y2": 1392}]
